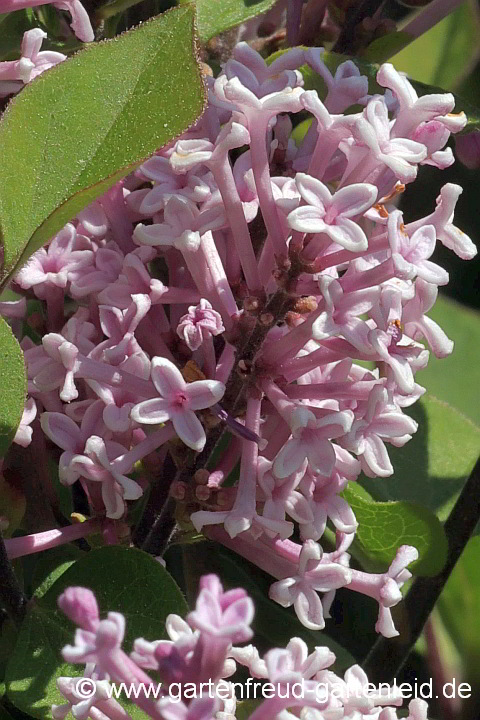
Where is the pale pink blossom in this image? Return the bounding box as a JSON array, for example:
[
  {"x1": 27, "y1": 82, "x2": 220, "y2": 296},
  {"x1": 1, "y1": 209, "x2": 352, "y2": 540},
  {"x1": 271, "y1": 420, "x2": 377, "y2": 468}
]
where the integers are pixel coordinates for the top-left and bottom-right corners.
[
  {"x1": 287, "y1": 174, "x2": 377, "y2": 252},
  {"x1": 131, "y1": 357, "x2": 225, "y2": 451}
]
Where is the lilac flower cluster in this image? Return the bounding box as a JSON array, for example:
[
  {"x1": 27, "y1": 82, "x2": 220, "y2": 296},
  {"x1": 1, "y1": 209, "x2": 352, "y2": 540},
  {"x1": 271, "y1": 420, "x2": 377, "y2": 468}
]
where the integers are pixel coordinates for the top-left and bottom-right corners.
[
  {"x1": 3, "y1": 43, "x2": 476, "y2": 636},
  {"x1": 53, "y1": 575, "x2": 432, "y2": 720}
]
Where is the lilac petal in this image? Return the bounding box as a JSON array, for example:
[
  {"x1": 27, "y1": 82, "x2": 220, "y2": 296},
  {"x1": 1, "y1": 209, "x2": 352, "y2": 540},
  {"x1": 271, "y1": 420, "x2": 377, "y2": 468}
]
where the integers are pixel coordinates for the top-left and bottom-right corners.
[
  {"x1": 294, "y1": 587, "x2": 325, "y2": 630},
  {"x1": 103, "y1": 403, "x2": 133, "y2": 433},
  {"x1": 387, "y1": 353, "x2": 415, "y2": 395},
  {"x1": 269, "y1": 577, "x2": 296, "y2": 607},
  {"x1": 409, "y1": 315, "x2": 453, "y2": 358},
  {"x1": 325, "y1": 217, "x2": 368, "y2": 252},
  {"x1": 54, "y1": 0, "x2": 95, "y2": 43},
  {"x1": 172, "y1": 409, "x2": 206, "y2": 451},
  {"x1": 40, "y1": 412, "x2": 81, "y2": 451},
  {"x1": 273, "y1": 438, "x2": 307, "y2": 479},
  {"x1": 316, "y1": 411, "x2": 353, "y2": 438},
  {"x1": 309, "y1": 563, "x2": 352, "y2": 591},
  {"x1": 34, "y1": 363, "x2": 66, "y2": 392},
  {"x1": 101, "y1": 480, "x2": 125, "y2": 520},
  {"x1": 388, "y1": 137, "x2": 427, "y2": 163},
  {"x1": 328, "y1": 495, "x2": 358, "y2": 533},
  {"x1": 133, "y1": 223, "x2": 175, "y2": 247},
  {"x1": 117, "y1": 475, "x2": 143, "y2": 501},
  {"x1": 306, "y1": 440, "x2": 336, "y2": 477},
  {"x1": 416, "y1": 260, "x2": 449, "y2": 286},
  {"x1": 295, "y1": 173, "x2": 331, "y2": 210},
  {"x1": 376, "y1": 605, "x2": 398, "y2": 638},
  {"x1": 373, "y1": 412, "x2": 418, "y2": 438},
  {"x1": 285, "y1": 492, "x2": 314, "y2": 524},
  {"x1": 186, "y1": 380, "x2": 226, "y2": 410},
  {"x1": 223, "y1": 596, "x2": 255, "y2": 631},
  {"x1": 407, "y1": 225, "x2": 436, "y2": 262},
  {"x1": 288, "y1": 205, "x2": 327, "y2": 234},
  {"x1": 388, "y1": 545, "x2": 419, "y2": 579},
  {"x1": 362, "y1": 434, "x2": 393, "y2": 477},
  {"x1": 331, "y1": 183, "x2": 377, "y2": 218},
  {"x1": 304, "y1": 506, "x2": 328, "y2": 541},
  {"x1": 70, "y1": 455, "x2": 107, "y2": 482},
  {"x1": 130, "y1": 398, "x2": 171, "y2": 425},
  {"x1": 151, "y1": 357, "x2": 186, "y2": 398},
  {"x1": 440, "y1": 221, "x2": 476, "y2": 260}
]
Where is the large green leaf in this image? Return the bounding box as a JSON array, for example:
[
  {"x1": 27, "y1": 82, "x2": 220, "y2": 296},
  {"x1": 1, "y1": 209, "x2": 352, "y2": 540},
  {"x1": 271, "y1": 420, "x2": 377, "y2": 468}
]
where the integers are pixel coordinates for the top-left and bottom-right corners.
[
  {"x1": 181, "y1": 0, "x2": 277, "y2": 42},
  {"x1": 0, "y1": 317, "x2": 26, "y2": 457},
  {"x1": 416, "y1": 296, "x2": 480, "y2": 425},
  {"x1": 361, "y1": 396, "x2": 480, "y2": 524},
  {"x1": 343, "y1": 483, "x2": 448, "y2": 576},
  {"x1": 6, "y1": 546, "x2": 187, "y2": 719},
  {"x1": 390, "y1": 1, "x2": 480, "y2": 90},
  {"x1": 30, "y1": 545, "x2": 84, "y2": 599},
  {"x1": 0, "y1": 6, "x2": 206, "y2": 289}
]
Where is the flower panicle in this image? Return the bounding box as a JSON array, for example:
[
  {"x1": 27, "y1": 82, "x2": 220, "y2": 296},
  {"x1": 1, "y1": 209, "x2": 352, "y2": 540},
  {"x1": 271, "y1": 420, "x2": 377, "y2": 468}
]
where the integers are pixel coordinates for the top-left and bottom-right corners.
[{"x1": 4, "y1": 41, "x2": 475, "y2": 640}]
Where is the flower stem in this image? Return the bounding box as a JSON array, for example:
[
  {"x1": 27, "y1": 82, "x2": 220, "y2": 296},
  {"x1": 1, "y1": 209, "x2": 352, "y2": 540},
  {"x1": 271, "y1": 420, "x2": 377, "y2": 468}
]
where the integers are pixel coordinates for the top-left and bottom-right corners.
[
  {"x1": 363, "y1": 455, "x2": 480, "y2": 682},
  {"x1": 4, "y1": 519, "x2": 100, "y2": 560}
]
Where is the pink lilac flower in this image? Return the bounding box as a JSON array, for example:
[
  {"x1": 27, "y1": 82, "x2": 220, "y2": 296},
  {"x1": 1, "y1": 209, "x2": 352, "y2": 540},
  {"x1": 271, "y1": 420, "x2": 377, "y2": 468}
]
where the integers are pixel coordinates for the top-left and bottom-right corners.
[
  {"x1": 13, "y1": 397, "x2": 37, "y2": 448},
  {"x1": 287, "y1": 173, "x2": 378, "y2": 252},
  {"x1": 177, "y1": 299, "x2": 225, "y2": 351},
  {"x1": 67, "y1": 436, "x2": 143, "y2": 519},
  {"x1": 55, "y1": 577, "x2": 429, "y2": 718},
  {"x1": 131, "y1": 357, "x2": 225, "y2": 451},
  {"x1": 0, "y1": 28, "x2": 66, "y2": 97}
]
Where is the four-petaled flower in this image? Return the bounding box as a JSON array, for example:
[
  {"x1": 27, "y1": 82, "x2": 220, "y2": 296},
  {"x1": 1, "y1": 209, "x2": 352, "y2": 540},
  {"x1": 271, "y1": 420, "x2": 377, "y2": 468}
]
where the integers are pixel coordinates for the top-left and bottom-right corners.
[
  {"x1": 131, "y1": 357, "x2": 225, "y2": 451},
  {"x1": 287, "y1": 173, "x2": 377, "y2": 252}
]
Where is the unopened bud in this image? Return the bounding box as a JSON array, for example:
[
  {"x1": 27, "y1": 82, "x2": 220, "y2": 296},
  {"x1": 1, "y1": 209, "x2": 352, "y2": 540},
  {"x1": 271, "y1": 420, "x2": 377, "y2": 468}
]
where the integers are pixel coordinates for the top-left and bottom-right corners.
[
  {"x1": 259, "y1": 312, "x2": 274, "y2": 326},
  {"x1": 194, "y1": 469, "x2": 210, "y2": 485},
  {"x1": 170, "y1": 481, "x2": 187, "y2": 501},
  {"x1": 195, "y1": 485, "x2": 211, "y2": 502},
  {"x1": 243, "y1": 296, "x2": 260, "y2": 313},
  {"x1": 58, "y1": 587, "x2": 99, "y2": 631},
  {"x1": 293, "y1": 296, "x2": 318, "y2": 314}
]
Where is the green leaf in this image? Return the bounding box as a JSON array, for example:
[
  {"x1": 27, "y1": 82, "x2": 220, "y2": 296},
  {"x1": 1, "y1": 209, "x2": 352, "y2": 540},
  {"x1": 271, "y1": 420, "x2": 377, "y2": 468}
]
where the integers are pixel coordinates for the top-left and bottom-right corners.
[
  {"x1": 31, "y1": 545, "x2": 84, "y2": 599},
  {"x1": 437, "y1": 536, "x2": 480, "y2": 674},
  {"x1": 0, "y1": 317, "x2": 26, "y2": 458},
  {"x1": 416, "y1": 296, "x2": 480, "y2": 425},
  {"x1": 361, "y1": 396, "x2": 480, "y2": 525},
  {"x1": 390, "y1": 1, "x2": 480, "y2": 90},
  {"x1": 342, "y1": 483, "x2": 448, "y2": 576},
  {"x1": 0, "y1": 6, "x2": 206, "y2": 289},
  {"x1": 236, "y1": 699, "x2": 262, "y2": 719},
  {"x1": 181, "y1": 0, "x2": 277, "y2": 42},
  {"x1": 362, "y1": 31, "x2": 412, "y2": 64},
  {"x1": 6, "y1": 546, "x2": 187, "y2": 718}
]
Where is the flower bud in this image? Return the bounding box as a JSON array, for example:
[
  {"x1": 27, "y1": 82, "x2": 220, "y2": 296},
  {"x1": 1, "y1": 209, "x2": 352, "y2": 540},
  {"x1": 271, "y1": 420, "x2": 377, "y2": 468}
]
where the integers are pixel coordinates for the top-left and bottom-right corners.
[{"x1": 58, "y1": 587, "x2": 100, "y2": 632}]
